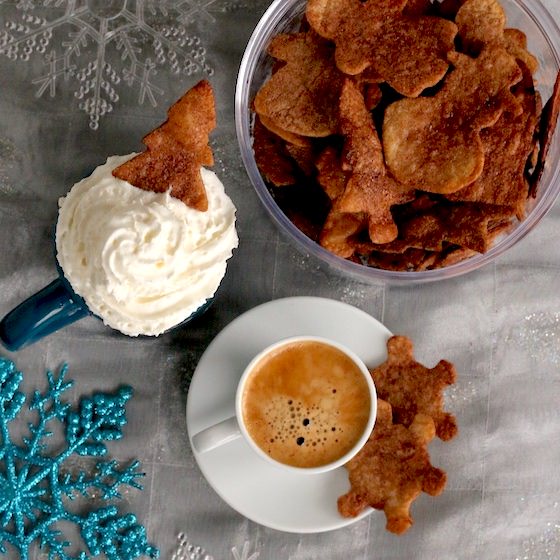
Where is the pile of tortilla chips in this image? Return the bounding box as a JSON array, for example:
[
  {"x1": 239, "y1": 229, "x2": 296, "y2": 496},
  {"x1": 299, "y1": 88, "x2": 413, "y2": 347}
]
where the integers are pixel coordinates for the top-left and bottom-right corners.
[{"x1": 252, "y1": 0, "x2": 560, "y2": 271}]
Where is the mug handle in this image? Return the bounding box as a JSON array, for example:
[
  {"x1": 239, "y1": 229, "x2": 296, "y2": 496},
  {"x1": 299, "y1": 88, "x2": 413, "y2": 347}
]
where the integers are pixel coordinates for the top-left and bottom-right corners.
[
  {"x1": 191, "y1": 417, "x2": 241, "y2": 453},
  {"x1": 0, "y1": 277, "x2": 90, "y2": 352}
]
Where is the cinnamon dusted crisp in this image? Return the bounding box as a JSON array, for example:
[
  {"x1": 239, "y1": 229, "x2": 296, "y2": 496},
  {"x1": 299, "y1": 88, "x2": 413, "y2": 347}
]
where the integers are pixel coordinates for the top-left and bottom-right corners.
[
  {"x1": 306, "y1": 0, "x2": 457, "y2": 97},
  {"x1": 338, "y1": 399, "x2": 447, "y2": 534},
  {"x1": 315, "y1": 147, "x2": 366, "y2": 256},
  {"x1": 252, "y1": 116, "x2": 298, "y2": 187},
  {"x1": 253, "y1": 31, "x2": 344, "y2": 138},
  {"x1": 365, "y1": 247, "x2": 439, "y2": 272},
  {"x1": 258, "y1": 114, "x2": 312, "y2": 148},
  {"x1": 440, "y1": 204, "x2": 511, "y2": 252},
  {"x1": 382, "y1": 46, "x2": 522, "y2": 194},
  {"x1": 315, "y1": 146, "x2": 348, "y2": 202},
  {"x1": 376, "y1": 213, "x2": 447, "y2": 253},
  {"x1": 370, "y1": 336, "x2": 458, "y2": 441},
  {"x1": 430, "y1": 245, "x2": 479, "y2": 269},
  {"x1": 503, "y1": 28, "x2": 539, "y2": 75},
  {"x1": 112, "y1": 80, "x2": 216, "y2": 211},
  {"x1": 448, "y1": 67, "x2": 542, "y2": 219},
  {"x1": 455, "y1": 0, "x2": 538, "y2": 73},
  {"x1": 285, "y1": 142, "x2": 317, "y2": 177},
  {"x1": 456, "y1": 0, "x2": 506, "y2": 53},
  {"x1": 369, "y1": 202, "x2": 514, "y2": 254},
  {"x1": 320, "y1": 211, "x2": 365, "y2": 258},
  {"x1": 363, "y1": 82, "x2": 383, "y2": 111},
  {"x1": 531, "y1": 70, "x2": 560, "y2": 197},
  {"x1": 333, "y1": 79, "x2": 414, "y2": 244},
  {"x1": 403, "y1": 0, "x2": 434, "y2": 17}
]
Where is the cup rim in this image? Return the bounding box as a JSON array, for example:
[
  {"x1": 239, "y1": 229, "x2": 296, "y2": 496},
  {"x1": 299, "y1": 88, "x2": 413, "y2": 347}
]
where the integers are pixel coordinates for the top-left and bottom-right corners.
[
  {"x1": 235, "y1": 0, "x2": 560, "y2": 284},
  {"x1": 235, "y1": 335, "x2": 377, "y2": 475}
]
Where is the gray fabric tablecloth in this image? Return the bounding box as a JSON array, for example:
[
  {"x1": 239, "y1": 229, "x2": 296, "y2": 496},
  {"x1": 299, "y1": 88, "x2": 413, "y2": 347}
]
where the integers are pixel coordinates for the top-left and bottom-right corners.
[{"x1": 1, "y1": 1, "x2": 560, "y2": 558}]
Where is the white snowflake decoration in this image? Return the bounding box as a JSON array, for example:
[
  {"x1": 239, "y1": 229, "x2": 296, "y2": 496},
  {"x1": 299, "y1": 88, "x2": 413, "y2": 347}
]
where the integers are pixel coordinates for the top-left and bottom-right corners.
[
  {"x1": 231, "y1": 541, "x2": 259, "y2": 560},
  {"x1": 170, "y1": 533, "x2": 260, "y2": 560},
  {"x1": 0, "y1": 0, "x2": 244, "y2": 129}
]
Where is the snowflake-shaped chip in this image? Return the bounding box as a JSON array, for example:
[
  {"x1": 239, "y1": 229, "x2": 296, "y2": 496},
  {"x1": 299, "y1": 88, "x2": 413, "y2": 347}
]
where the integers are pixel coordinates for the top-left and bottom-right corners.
[
  {"x1": 0, "y1": 357, "x2": 158, "y2": 560},
  {"x1": 0, "y1": 0, "x2": 245, "y2": 129},
  {"x1": 370, "y1": 335, "x2": 458, "y2": 441},
  {"x1": 171, "y1": 532, "x2": 260, "y2": 560},
  {"x1": 338, "y1": 399, "x2": 447, "y2": 534}
]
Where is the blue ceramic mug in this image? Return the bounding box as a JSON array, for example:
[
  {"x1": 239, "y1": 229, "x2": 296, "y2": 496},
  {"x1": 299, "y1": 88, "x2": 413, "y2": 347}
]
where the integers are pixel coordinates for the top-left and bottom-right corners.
[
  {"x1": 0, "y1": 271, "x2": 91, "y2": 352},
  {"x1": 0, "y1": 266, "x2": 213, "y2": 352}
]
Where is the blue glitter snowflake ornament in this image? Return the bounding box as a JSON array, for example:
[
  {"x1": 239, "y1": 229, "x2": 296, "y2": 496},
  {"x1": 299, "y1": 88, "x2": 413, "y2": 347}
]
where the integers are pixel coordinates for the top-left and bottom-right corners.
[{"x1": 0, "y1": 357, "x2": 159, "y2": 560}]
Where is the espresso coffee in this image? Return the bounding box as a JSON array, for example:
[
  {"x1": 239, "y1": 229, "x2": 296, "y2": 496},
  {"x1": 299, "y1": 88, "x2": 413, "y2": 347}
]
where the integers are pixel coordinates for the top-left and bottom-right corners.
[{"x1": 241, "y1": 340, "x2": 372, "y2": 468}]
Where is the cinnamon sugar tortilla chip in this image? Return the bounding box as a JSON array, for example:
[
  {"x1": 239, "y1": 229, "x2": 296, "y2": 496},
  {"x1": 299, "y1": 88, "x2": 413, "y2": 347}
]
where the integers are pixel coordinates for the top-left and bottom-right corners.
[
  {"x1": 383, "y1": 46, "x2": 522, "y2": 194},
  {"x1": 449, "y1": 82, "x2": 541, "y2": 219},
  {"x1": 306, "y1": 0, "x2": 457, "y2": 97},
  {"x1": 336, "y1": 79, "x2": 414, "y2": 244},
  {"x1": 430, "y1": 246, "x2": 478, "y2": 268},
  {"x1": 456, "y1": 0, "x2": 505, "y2": 53},
  {"x1": 320, "y1": 210, "x2": 366, "y2": 258},
  {"x1": 358, "y1": 214, "x2": 446, "y2": 254},
  {"x1": 364, "y1": 83, "x2": 383, "y2": 111},
  {"x1": 113, "y1": 80, "x2": 215, "y2": 211},
  {"x1": 442, "y1": 204, "x2": 512, "y2": 252},
  {"x1": 258, "y1": 114, "x2": 312, "y2": 148},
  {"x1": 285, "y1": 143, "x2": 317, "y2": 177},
  {"x1": 252, "y1": 116, "x2": 298, "y2": 187},
  {"x1": 531, "y1": 70, "x2": 560, "y2": 197},
  {"x1": 392, "y1": 214, "x2": 447, "y2": 252},
  {"x1": 371, "y1": 336, "x2": 458, "y2": 441},
  {"x1": 404, "y1": 0, "x2": 434, "y2": 17},
  {"x1": 338, "y1": 399, "x2": 447, "y2": 533},
  {"x1": 456, "y1": 0, "x2": 538, "y2": 72},
  {"x1": 503, "y1": 28, "x2": 539, "y2": 75},
  {"x1": 365, "y1": 248, "x2": 439, "y2": 272},
  {"x1": 387, "y1": 209, "x2": 483, "y2": 253},
  {"x1": 363, "y1": 201, "x2": 508, "y2": 255},
  {"x1": 253, "y1": 31, "x2": 344, "y2": 138},
  {"x1": 315, "y1": 146, "x2": 348, "y2": 201}
]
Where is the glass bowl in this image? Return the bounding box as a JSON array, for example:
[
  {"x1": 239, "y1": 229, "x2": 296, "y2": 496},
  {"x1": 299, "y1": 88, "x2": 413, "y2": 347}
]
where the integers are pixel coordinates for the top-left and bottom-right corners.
[{"x1": 235, "y1": 0, "x2": 560, "y2": 283}]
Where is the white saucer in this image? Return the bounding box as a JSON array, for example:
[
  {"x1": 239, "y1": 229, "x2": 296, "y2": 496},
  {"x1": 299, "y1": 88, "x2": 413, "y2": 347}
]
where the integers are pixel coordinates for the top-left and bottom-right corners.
[{"x1": 186, "y1": 296, "x2": 392, "y2": 533}]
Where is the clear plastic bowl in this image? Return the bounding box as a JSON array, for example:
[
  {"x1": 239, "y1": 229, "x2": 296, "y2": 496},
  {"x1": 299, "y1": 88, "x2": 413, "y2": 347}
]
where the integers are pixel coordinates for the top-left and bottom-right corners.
[{"x1": 235, "y1": 0, "x2": 560, "y2": 283}]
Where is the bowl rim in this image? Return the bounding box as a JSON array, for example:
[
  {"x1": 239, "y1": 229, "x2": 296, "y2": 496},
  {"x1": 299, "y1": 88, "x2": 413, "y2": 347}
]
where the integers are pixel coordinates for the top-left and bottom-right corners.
[{"x1": 235, "y1": 0, "x2": 560, "y2": 284}]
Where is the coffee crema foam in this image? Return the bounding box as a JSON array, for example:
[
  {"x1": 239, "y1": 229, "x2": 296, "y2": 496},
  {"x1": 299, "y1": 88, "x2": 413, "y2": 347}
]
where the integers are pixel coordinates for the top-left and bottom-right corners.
[{"x1": 242, "y1": 340, "x2": 371, "y2": 468}]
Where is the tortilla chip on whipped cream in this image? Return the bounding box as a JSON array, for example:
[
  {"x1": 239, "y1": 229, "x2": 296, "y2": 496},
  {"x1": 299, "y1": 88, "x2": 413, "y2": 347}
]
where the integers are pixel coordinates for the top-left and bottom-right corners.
[{"x1": 112, "y1": 80, "x2": 216, "y2": 211}]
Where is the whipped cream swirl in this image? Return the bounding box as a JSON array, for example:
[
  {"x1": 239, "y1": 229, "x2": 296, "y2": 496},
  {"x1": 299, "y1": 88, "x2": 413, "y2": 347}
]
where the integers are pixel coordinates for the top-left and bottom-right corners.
[{"x1": 56, "y1": 154, "x2": 238, "y2": 336}]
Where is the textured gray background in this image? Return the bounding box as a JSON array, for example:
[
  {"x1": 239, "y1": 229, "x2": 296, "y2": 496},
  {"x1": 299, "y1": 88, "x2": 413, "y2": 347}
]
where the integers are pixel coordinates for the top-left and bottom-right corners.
[{"x1": 1, "y1": 0, "x2": 560, "y2": 558}]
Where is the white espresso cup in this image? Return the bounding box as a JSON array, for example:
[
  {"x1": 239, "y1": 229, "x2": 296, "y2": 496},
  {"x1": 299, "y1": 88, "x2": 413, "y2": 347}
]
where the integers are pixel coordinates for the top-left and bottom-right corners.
[{"x1": 191, "y1": 335, "x2": 377, "y2": 475}]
